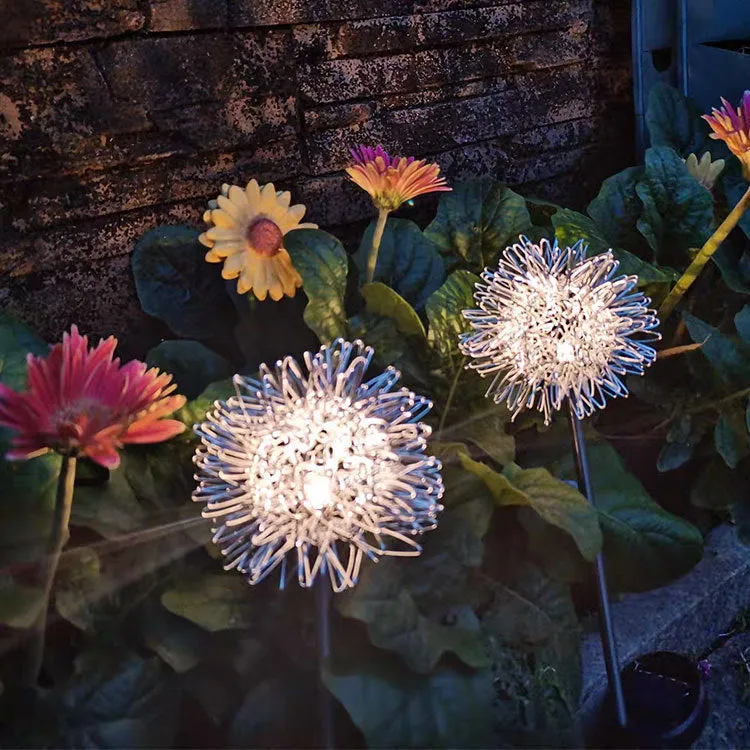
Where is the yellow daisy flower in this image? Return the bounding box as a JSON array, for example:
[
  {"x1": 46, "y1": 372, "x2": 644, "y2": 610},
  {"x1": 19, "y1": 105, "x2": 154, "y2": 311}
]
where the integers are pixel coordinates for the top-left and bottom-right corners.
[{"x1": 199, "y1": 180, "x2": 317, "y2": 301}]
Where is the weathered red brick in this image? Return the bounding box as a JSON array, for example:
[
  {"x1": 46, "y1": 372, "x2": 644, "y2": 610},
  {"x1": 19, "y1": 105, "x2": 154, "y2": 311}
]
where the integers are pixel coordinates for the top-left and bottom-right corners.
[
  {"x1": 149, "y1": 0, "x2": 228, "y2": 32},
  {"x1": 0, "y1": 0, "x2": 143, "y2": 48}
]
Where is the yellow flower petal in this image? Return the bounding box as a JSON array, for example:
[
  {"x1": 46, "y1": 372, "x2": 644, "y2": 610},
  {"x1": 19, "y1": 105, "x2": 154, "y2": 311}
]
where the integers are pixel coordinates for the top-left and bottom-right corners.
[
  {"x1": 245, "y1": 179, "x2": 262, "y2": 210},
  {"x1": 221, "y1": 251, "x2": 246, "y2": 279},
  {"x1": 210, "y1": 209, "x2": 237, "y2": 229},
  {"x1": 199, "y1": 232, "x2": 214, "y2": 248}
]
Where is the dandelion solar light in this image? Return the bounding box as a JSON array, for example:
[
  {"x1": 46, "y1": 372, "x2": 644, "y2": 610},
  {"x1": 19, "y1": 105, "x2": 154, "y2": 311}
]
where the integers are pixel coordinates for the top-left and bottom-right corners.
[
  {"x1": 459, "y1": 236, "x2": 661, "y2": 424},
  {"x1": 193, "y1": 339, "x2": 444, "y2": 592}
]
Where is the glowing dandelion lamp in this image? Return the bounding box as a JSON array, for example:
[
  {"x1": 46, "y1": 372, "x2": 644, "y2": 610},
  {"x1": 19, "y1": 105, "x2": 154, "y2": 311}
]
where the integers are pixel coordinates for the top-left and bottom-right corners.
[
  {"x1": 460, "y1": 235, "x2": 661, "y2": 730},
  {"x1": 193, "y1": 339, "x2": 444, "y2": 745}
]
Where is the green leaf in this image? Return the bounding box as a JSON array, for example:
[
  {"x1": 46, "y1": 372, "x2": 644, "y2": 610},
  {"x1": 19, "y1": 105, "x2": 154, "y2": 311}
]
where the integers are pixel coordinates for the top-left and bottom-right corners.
[
  {"x1": 684, "y1": 312, "x2": 750, "y2": 389},
  {"x1": 55, "y1": 547, "x2": 107, "y2": 632},
  {"x1": 337, "y1": 561, "x2": 488, "y2": 673},
  {"x1": 136, "y1": 599, "x2": 209, "y2": 674},
  {"x1": 553, "y1": 442, "x2": 703, "y2": 592},
  {"x1": 551, "y1": 208, "x2": 675, "y2": 287},
  {"x1": 713, "y1": 242, "x2": 750, "y2": 294},
  {"x1": 284, "y1": 228, "x2": 349, "y2": 344},
  {"x1": 424, "y1": 179, "x2": 531, "y2": 270},
  {"x1": 0, "y1": 313, "x2": 47, "y2": 391},
  {"x1": 161, "y1": 573, "x2": 255, "y2": 632},
  {"x1": 0, "y1": 651, "x2": 180, "y2": 748},
  {"x1": 145, "y1": 340, "x2": 232, "y2": 401},
  {"x1": 441, "y1": 407, "x2": 516, "y2": 466},
  {"x1": 656, "y1": 414, "x2": 707, "y2": 472},
  {"x1": 323, "y1": 633, "x2": 495, "y2": 749},
  {"x1": 736, "y1": 306, "x2": 750, "y2": 342},
  {"x1": 635, "y1": 146, "x2": 714, "y2": 268},
  {"x1": 715, "y1": 410, "x2": 750, "y2": 469},
  {"x1": 0, "y1": 453, "x2": 61, "y2": 566},
  {"x1": 354, "y1": 218, "x2": 446, "y2": 308},
  {"x1": 645, "y1": 83, "x2": 708, "y2": 157},
  {"x1": 172, "y1": 378, "x2": 235, "y2": 434},
  {"x1": 425, "y1": 270, "x2": 481, "y2": 364},
  {"x1": 720, "y1": 160, "x2": 750, "y2": 239},
  {"x1": 361, "y1": 283, "x2": 426, "y2": 339},
  {"x1": 455, "y1": 451, "x2": 601, "y2": 561},
  {"x1": 131, "y1": 225, "x2": 237, "y2": 340},
  {"x1": 588, "y1": 166, "x2": 650, "y2": 259},
  {"x1": 71, "y1": 463, "x2": 147, "y2": 538},
  {"x1": 0, "y1": 573, "x2": 45, "y2": 628}
]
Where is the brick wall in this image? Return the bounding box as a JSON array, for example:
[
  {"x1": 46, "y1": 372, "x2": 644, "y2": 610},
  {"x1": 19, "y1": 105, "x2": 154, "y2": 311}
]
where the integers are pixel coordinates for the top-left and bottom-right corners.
[{"x1": 0, "y1": 0, "x2": 633, "y2": 353}]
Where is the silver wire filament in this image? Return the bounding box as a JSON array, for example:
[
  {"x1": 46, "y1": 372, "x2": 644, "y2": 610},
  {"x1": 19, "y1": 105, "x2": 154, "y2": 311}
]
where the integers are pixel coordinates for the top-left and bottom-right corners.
[
  {"x1": 460, "y1": 236, "x2": 661, "y2": 424},
  {"x1": 193, "y1": 339, "x2": 444, "y2": 592}
]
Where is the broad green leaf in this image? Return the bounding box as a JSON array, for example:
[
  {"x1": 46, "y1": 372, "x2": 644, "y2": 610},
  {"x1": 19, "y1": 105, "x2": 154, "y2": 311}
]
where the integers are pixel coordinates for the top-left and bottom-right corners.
[
  {"x1": 736, "y1": 305, "x2": 750, "y2": 342},
  {"x1": 145, "y1": 340, "x2": 231, "y2": 400},
  {"x1": 425, "y1": 270, "x2": 481, "y2": 364},
  {"x1": 55, "y1": 547, "x2": 107, "y2": 632},
  {"x1": 323, "y1": 633, "x2": 495, "y2": 749},
  {"x1": 131, "y1": 226, "x2": 238, "y2": 340},
  {"x1": 441, "y1": 407, "x2": 516, "y2": 466},
  {"x1": 161, "y1": 573, "x2": 255, "y2": 632},
  {"x1": 337, "y1": 561, "x2": 488, "y2": 673},
  {"x1": 551, "y1": 208, "x2": 675, "y2": 287},
  {"x1": 229, "y1": 674, "x2": 317, "y2": 749},
  {"x1": 588, "y1": 166, "x2": 651, "y2": 259},
  {"x1": 645, "y1": 83, "x2": 708, "y2": 156},
  {"x1": 553, "y1": 442, "x2": 703, "y2": 592},
  {"x1": 284, "y1": 229, "x2": 349, "y2": 344},
  {"x1": 713, "y1": 242, "x2": 750, "y2": 295},
  {"x1": 0, "y1": 573, "x2": 44, "y2": 628},
  {"x1": 354, "y1": 218, "x2": 446, "y2": 308},
  {"x1": 336, "y1": 466, "x2": 493, "y2": 672},
  {"x1": 684, "y1": 312, "x2": 750, "y2": 389},
  {"x1": 361, "y1": 282, "x2": 426, "y2": 339},
  {"x1": 0, "y1": 313, "x2": 47, "y2": 392},
  {"x1": 448, "y1": 446, "x2": 601, "y2": 562},
  {"x1": 715, "y1": 410, "x2": 749, "y2": 469},
  {"x1": 694, "y1": 459, "x2": 750, "y2": 544},
  {"x1": 136, "y1": 599, "x2": 208, "y2": 674},
  {"x1": 656, "y1": 414, "x2": 707, "y2": 472},
  {"x1": 0, "y1": 651, "x2": 179, "y2": 748},
  {"x1": 71, "y1": 463, "x2": 147, "y2": 538},
  {"x1": 172, "y1": 378, "x2": 235, "y2": 433},
  {"x1": 0, "y1": 453, "x2": 61, "y2": 565},
  {"x1": 635, "y1": 146, "x2": 714, "y2": 268},
  {"x1": 424, "y1": 179, "x2": 531, "y2": 270}
]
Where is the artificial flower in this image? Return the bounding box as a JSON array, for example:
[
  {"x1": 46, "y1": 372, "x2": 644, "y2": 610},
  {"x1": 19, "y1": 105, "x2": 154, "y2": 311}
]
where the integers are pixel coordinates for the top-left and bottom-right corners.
[
  {"x1": 194, "y1": 339, "x2": 443, "y2": 591},
  {"x1": 684, "y1": 152, "x2": 725, "y2": 190},
  {"x1": 460, "y1": 236, "x2": 660, "y2": 424},
  {"x1": 346, "y1": 145, "x2": 451, "y2": 212},
  {"x1": 704, "y1": 92, "x2": 750, "y2": 179},
  {"x1": 199, "y1": 181, "x2": 317, "y2": 301},
  {"x1": 0, "y1": 325, "x2": 186, "y2": 469}
]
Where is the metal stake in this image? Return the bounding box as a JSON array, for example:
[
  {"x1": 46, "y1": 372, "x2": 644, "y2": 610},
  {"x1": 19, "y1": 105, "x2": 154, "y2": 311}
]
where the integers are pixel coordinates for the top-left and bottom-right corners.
[
  {"x1": 569, "y1": 403, "x2": 628, "y2": 728},
  {"x1": 315, "y1": 580, "x2": 335, "y2": 749}
]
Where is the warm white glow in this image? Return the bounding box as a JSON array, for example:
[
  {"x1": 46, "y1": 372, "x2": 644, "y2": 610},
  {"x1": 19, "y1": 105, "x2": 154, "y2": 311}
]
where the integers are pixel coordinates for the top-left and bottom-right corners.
[
  {"x1": 460, "y1": 236, "x2": 661, "y2": 423},
  {"x1": 193, "y1": 340, "x2": 444, "y2": 592}
]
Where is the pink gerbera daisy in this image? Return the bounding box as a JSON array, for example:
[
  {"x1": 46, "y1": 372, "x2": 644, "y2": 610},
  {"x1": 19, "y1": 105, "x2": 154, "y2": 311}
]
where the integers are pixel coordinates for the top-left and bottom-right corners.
[
  {"x1": 0, "y1": 325, "x2": 187, "y2": 469},
  {"x1": 346, "y1": 145, "x2": 451, "y2": 212},
  {"x1": 703, "y1": 92, "x2": 750, "y2": 178}
]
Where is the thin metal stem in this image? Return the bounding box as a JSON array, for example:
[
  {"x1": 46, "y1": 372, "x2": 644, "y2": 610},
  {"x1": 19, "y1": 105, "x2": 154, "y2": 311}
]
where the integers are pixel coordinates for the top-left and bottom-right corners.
[
  {"x1": 568, "y1": 404, "x2": 627, "y2": 729},
  {"x1": 316, "y1": 581, "x2": 335, "y2": 749}
]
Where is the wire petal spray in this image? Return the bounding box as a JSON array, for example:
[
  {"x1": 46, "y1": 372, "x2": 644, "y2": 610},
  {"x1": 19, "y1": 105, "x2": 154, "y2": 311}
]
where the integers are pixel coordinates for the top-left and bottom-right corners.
[
  {"x1": 459, "y1": 236, "x2": 660, "y2": 424},
  {"x1": 193, "y1": 339, "x2": 444, "y2": 592}
]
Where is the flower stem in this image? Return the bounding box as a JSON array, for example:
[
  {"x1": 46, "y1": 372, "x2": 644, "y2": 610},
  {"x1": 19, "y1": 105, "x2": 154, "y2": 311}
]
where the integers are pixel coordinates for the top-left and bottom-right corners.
[
  {"x1": 438, "y1": 357, "x2": 466, "y2": 439},
  {"x1": 659, "y1": 184, "x2": 750, "y2": 322},
  {"x1": 23, "y1": 454, "x2": 77, "y2": 686},
  {"x1": 365, "y1": 209, "x2": 390, "y2": 284}
]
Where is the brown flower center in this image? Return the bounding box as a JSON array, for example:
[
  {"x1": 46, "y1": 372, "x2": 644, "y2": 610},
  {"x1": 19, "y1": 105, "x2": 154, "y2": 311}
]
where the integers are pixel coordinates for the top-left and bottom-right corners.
[{"x1": 247, "y1": 218, "x2": 283, "y2": 257}]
